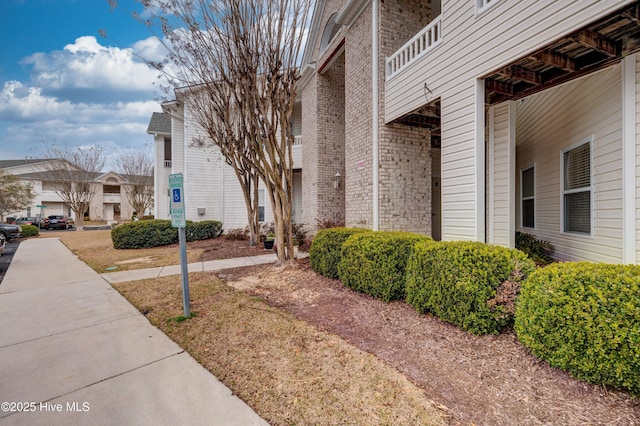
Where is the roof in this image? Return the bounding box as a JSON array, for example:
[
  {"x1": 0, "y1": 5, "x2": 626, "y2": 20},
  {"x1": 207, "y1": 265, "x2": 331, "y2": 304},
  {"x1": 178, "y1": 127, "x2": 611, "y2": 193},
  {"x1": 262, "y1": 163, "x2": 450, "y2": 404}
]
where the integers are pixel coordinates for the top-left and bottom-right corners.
[
  {"x1": 0, "y1": 159, "x2": 52, "y2": 169},
  {"x1": 147, "y1": 112, "x2": 171, "y2": 135},
  {"x1": 17, "y1": 170, "x2": 152, "y2": 184}
]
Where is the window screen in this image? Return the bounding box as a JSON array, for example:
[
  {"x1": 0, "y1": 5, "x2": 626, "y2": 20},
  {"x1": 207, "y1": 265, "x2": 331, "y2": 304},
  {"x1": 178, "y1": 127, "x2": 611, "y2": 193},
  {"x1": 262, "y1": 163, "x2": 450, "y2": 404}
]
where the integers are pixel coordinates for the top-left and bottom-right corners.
[
  {"x1": 562, "y1": 141, "x2": 591, "y2": 234},
  {"x1": 521, "y1": 166, "x2": 534, "y2": 228}
]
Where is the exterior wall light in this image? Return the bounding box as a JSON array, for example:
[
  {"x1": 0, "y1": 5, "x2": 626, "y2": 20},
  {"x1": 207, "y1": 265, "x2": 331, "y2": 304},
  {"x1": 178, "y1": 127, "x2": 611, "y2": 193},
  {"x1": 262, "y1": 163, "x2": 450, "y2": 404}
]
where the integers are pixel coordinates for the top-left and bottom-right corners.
[{"x1": 334, "y1": 172, "x2": 341, "y2": 189}]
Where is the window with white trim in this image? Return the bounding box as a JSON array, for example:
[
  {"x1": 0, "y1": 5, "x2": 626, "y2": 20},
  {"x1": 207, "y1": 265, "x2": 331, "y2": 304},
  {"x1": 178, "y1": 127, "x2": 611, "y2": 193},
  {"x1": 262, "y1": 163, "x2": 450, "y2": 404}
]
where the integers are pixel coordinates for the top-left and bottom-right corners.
[
  {"x1": 477, "y1": 0, "x2": 500, "y2": 14},
  {"x1": 562, "y1": 139, "x2": 592, "y2": 235},
  {"x1": 521, "y1": 166, "x2": 534, "y2": 228},
  {"x1": 258, "y1": 189, "x2": 265, "y2": 222}
]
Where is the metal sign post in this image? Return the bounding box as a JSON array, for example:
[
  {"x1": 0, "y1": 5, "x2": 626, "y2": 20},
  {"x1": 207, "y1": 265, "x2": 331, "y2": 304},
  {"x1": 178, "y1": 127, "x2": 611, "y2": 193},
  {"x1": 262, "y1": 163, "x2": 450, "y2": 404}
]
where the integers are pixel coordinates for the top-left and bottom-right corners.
[{"x1": 169, "y1": 173, "x2": 190, "y2": 317}]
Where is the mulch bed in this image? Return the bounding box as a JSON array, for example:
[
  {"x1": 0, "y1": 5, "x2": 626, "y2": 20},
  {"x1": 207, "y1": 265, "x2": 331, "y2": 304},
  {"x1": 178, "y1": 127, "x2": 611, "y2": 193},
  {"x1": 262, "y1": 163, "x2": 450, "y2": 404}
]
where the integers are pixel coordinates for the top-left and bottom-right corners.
[{"x1": 217, "y1": 258, "x2": 640, "y2": 426}]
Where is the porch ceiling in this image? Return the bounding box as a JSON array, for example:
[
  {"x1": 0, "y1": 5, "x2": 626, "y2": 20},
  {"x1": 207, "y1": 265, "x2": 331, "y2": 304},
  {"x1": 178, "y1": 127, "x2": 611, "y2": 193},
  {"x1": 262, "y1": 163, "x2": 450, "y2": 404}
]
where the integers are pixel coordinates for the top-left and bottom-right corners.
[
  {"x1": 393, "y1": 2, "x2": 640, "y2": 135},
  {"x1": 485, "y1": 1, "x2": 640, "y2": 104}
]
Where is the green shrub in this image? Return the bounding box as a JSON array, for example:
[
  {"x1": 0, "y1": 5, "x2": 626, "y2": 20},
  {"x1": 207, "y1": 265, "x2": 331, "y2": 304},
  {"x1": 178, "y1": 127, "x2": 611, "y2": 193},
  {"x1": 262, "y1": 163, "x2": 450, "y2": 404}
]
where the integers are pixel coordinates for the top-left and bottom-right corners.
[
  {"x1": 338, "y1": 231, "x2": 432, "y2": 302},
  {"x1": 21, "y1": 224, "x2": 39, "y2": 237},
  {"x1": 406, "y1": 241, "x2": 535, "y2": 335},
  {"x1": 515, "y1": 231, "x2": 554, "y2": 264},
  {"x1": 309, "y1": 228, "x2": 371, "y2": 278},
  {"x1": 111, "y1": 219, "x2": 222, "y2": 249},
  {"x1": 515, "y1": 262, "x2": 640, "y2": 394},
  {"x1": 185, "y1": 220, "x2": 223, "y2": 241},
  {"x1": 111, "y1": 220, "x2": 177, "y2": 249}
]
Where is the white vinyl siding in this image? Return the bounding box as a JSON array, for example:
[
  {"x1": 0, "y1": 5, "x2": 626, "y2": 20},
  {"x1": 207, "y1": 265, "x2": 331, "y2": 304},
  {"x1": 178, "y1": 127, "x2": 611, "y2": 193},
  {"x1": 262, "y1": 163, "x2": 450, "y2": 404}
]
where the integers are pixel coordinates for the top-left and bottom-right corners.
[
  {"x1": 635, "y1": 54, "x2": 640, "y2": 263},
  {"x1": 521, "y1": 165, "x2": 534, "y2": 229},
  {"x1": 385, "y1": 0, "x2": 633, "y2": 242},
  {"x1": 516, "y1": 65, "x2": 623, "y2": 263},
  {"x1": 562, "y1": 139, "x2": 592, "y2": 236}
]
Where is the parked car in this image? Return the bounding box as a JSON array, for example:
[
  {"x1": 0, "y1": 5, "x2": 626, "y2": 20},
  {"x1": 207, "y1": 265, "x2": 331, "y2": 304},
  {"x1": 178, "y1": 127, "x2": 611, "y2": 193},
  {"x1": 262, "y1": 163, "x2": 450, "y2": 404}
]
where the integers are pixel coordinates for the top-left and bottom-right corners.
[
  {"x1": 11, "y1": 216, "x2": 42, "y2": 227},
  {"x1": 0, "y1": 233, "x2": 5, "y2": 256},
  {"x1": 43, "y1": 215, "x2": 73, "y2": 230},
  {"x1": 0, "y1": 223, "x2": 22, "y2": 242}
]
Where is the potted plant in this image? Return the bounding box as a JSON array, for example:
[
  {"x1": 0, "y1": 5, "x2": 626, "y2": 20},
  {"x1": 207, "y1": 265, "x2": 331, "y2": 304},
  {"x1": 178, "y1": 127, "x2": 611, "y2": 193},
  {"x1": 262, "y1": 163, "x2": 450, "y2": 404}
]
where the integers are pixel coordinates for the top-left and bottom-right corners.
[{"x1": 264, "y1": 232, "x2": 275, "y2": 250}]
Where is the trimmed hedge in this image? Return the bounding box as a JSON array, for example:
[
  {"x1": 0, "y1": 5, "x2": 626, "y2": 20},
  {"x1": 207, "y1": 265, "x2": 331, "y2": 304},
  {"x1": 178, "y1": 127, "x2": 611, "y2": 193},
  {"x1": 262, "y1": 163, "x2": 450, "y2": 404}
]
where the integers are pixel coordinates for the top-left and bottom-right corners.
[
  {"x1": 21, "y1": 224, "x2": 39, "y2": 237},
  {"x1": 185, "y1": 220, "x2": 223, "y2": 241},
  {"x1": 406, "y1": 241, "x2": 535, "y2": 335},
  {"x1": 338, "y1": 231, "x2": 432, "y2": 302},
  {"x1": 310, "y1": 228, "x2": 371, "y2": 279},
  {"x1": 515, "y1": 262, "x2": 640, "y2": 394},
  {"x1": 111, "y1": 219, "x2": 222, "y2": 249}
]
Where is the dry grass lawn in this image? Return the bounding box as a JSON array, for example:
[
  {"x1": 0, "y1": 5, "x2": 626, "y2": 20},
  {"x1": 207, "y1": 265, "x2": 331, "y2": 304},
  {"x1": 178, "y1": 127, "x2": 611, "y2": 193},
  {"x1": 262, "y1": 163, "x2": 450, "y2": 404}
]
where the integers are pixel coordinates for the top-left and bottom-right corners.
[
  {"x1": 43, "y1": 230, "x2": 208, "y2": 272},
  {"x1": 113, "y1": 272, "x2": 446, "y2": 425}
]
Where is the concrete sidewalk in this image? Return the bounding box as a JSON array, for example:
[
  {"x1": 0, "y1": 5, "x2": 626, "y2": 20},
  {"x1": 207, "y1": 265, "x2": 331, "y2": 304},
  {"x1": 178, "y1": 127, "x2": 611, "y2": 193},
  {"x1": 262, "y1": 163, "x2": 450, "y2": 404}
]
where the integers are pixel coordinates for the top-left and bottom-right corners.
[
  {"x1": 0, "y1": 238, "x2": 268, "y2": 426},
  {"x1": 101, "y1": 253, "x2": 280, "y2": 284}
]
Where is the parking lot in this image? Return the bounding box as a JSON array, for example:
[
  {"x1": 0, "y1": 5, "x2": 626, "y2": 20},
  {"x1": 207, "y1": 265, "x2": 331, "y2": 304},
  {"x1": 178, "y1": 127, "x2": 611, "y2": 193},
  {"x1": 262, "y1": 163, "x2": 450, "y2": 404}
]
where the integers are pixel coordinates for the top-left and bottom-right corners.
[{"x1": 0, "y1": 240, "x2": 19, "y2": 285}]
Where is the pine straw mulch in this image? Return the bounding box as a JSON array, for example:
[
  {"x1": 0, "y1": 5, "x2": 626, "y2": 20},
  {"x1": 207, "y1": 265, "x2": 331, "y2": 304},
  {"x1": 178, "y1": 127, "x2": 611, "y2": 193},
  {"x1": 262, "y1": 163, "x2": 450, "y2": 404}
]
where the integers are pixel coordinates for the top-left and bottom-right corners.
[{"x1": 217, "y1": 258, "x2": 640, "y2": 426}]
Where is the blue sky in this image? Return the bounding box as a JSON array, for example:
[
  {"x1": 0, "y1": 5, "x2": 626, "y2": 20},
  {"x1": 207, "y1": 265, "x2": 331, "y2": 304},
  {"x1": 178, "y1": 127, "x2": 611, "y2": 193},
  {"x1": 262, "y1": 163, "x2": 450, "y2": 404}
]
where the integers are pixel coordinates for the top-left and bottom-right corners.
[{"x1": 0, "y1": 0, "x2": 168, "y2": 167}]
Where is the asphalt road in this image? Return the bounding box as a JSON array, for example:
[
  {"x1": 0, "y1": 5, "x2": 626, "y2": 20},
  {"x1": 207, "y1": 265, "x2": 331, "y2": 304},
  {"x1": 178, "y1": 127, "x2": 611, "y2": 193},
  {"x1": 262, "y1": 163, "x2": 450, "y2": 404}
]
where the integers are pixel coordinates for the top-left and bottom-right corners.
[{"x1": 0, "y1": 240, "x2": 20, "y2": 286}]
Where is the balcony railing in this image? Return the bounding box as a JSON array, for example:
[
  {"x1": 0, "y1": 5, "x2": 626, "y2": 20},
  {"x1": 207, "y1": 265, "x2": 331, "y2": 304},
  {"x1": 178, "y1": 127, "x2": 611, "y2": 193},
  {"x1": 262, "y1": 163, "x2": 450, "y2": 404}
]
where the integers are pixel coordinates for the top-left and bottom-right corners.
[
  {"x1": 293, "y1": 135, "x2": 302, "y2": 146},
  {"x1": 386, "y1": 15, "x2": 442, "y2": 80}
]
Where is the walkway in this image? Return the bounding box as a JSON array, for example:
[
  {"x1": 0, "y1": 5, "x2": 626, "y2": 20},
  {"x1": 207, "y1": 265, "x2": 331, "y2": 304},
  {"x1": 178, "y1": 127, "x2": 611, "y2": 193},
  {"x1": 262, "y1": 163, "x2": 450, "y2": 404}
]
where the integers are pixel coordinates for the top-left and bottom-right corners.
[{"x1": 0, "y1": 238, "x2": 268, "y2": 425}]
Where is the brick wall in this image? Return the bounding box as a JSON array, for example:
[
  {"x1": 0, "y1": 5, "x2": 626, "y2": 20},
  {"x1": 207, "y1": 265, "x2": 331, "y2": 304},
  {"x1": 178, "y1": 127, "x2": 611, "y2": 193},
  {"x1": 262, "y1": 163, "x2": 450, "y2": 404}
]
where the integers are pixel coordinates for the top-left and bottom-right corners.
[
  {"x1": 344, "y1": 3, "x2": 374, "y2": 228},
  {"x1": 303, "y1": 0, "x2": 436, "y2": 235}
]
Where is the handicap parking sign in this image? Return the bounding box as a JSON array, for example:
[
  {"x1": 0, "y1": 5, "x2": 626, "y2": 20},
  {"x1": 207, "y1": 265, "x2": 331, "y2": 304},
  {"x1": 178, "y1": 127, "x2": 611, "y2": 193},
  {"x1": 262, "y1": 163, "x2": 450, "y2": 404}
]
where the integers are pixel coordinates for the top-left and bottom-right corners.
[{"x1": 169, "y1": 173, "x2": 186, "y2": 227}]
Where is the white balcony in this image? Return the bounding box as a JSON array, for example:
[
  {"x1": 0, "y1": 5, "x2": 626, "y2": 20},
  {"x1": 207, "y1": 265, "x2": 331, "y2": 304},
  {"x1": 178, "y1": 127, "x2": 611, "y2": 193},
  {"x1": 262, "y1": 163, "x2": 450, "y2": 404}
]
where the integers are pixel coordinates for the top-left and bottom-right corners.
[
  {"x1": 386, "y1": 15, "x2": 442, "y2": 80},
  {"x1": 103, "y1": 193, "x2": 121, "y2": 203}
]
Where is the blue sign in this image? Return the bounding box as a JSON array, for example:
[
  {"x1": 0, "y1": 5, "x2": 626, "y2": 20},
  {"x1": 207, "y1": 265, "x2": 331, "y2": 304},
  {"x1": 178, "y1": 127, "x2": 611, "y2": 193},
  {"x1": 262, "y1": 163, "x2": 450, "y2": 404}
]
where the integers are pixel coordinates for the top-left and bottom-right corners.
[{"x1": 169, "y1": 173, "x2": 186, "y2": 228}]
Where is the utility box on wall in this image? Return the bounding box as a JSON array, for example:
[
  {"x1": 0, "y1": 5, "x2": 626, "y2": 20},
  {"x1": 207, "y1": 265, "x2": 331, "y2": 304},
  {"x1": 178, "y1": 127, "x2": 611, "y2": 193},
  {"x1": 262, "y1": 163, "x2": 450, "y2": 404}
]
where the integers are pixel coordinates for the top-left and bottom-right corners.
[{"x1": 197, "y1": 208, "x2": 205, "y2": 216}]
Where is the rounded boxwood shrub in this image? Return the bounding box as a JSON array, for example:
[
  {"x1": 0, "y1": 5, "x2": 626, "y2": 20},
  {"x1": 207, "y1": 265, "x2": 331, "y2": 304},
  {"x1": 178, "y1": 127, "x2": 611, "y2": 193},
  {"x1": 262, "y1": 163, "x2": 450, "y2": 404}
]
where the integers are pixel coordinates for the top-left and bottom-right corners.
[
  {"x1": 21, "y1": 224, "x2": 39, "y2": 237},
  {"x1": 515, "y1": 262, "x2": 640, "y2": 394},
  {"x1": 338, "y1": 231, "x2": 432, "y2": 302},
  {"x1": 111, "y1": 220, "x2": 177, "y2": 249},
  {"x1": 310, "y1": 227, "x2": 371, "y2": 278},
  {"x1": 111, "y1": 219, "x2": 223, "y2": 249},
  {"x1": 406, "y1": 241, "x2": 535, "y2": 335},
  {"x1": 185, "y1": 220, "x2": 223, "y2": 241}
]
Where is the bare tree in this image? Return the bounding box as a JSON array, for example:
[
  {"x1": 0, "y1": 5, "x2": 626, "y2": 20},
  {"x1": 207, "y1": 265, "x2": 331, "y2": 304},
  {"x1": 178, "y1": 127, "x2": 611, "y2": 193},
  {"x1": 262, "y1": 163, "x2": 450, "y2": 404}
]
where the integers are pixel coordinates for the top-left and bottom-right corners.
[
  {"x1": 0, "y1": 171, "x2": 36, "y2": 222},
  {"x1": 40, "y1": 143, "x2": 106, "y2": 230},
  {"x1": 114, "y1": 148, "x2": 155, "y2": 219},
  {"x1": 115, "y1": 0, "x2": 311, "y2": 262}
]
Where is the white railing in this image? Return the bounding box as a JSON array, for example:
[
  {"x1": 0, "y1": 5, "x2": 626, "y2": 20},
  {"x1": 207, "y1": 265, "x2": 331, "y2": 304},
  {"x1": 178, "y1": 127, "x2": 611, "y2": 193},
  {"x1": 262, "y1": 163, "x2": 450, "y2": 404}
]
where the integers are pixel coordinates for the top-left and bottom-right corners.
[
  {"x1": 386, "y1": 15, "x2": 442, "y2": 80},
  {"x1": 293, "y1": 135, "x2": 302, "y2": 146},
  {"x1": 103, "y1": 193, "x2": 121, "y2": 203}
]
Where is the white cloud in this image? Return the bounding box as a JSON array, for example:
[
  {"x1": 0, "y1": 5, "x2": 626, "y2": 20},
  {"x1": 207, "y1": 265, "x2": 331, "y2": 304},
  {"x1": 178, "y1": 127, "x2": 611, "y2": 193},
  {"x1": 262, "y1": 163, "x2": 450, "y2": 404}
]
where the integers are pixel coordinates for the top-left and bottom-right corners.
[
  {"x1": 0, "y1": 35, "x2": 164, "y2": 165},
  {"x1": 22, "y1": 36, "x2": 164, "y2": 101}
]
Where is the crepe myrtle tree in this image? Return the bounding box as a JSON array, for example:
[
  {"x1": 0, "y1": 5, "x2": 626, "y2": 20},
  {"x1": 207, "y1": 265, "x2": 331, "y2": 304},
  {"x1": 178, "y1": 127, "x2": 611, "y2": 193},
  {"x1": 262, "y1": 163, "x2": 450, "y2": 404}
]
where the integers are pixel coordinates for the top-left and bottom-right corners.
[
  {"x1": 0, "y1": 170, "x2": 36, "y2": 222},
  {"x1": 114, "y1": 148, "x2": 154, "y2": 219},
  {"x1": 108, "y1": 0, "x2": 311, "y2": 263},
  {"x1": 40, "y1": 143, "x2": 105, "y2": 231}
]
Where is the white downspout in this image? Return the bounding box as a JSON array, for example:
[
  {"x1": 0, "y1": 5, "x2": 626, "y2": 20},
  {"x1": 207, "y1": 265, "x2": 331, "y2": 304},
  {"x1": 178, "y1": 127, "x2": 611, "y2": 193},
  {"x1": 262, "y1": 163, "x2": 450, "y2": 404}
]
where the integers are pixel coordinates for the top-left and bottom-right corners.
[
  {"x1": 622, "y1": 54, "x2": 637, "y2": 264},
  {"x1": 372, "y1": 0, "x2": 379, "y2": 230}
]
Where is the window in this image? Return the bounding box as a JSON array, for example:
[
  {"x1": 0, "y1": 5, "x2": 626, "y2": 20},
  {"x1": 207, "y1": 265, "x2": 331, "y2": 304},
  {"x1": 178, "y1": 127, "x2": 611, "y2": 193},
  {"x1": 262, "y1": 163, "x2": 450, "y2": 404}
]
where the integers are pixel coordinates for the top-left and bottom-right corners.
[
  {"x1": 258, "y1": 189, "x2": 265, "y2": 222},
  {"x1": 164, "y1": 137, "x2": 172, "y2": 168},
  {"x1": 477, "y1": 0, "x2": 500, "y2": 14},
  {"x1": 562, "y1": 139, "x2": 592, "y2": 235},
  {"x1": 521, "y1": 166, "x2": 534, "y2": 228}
]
